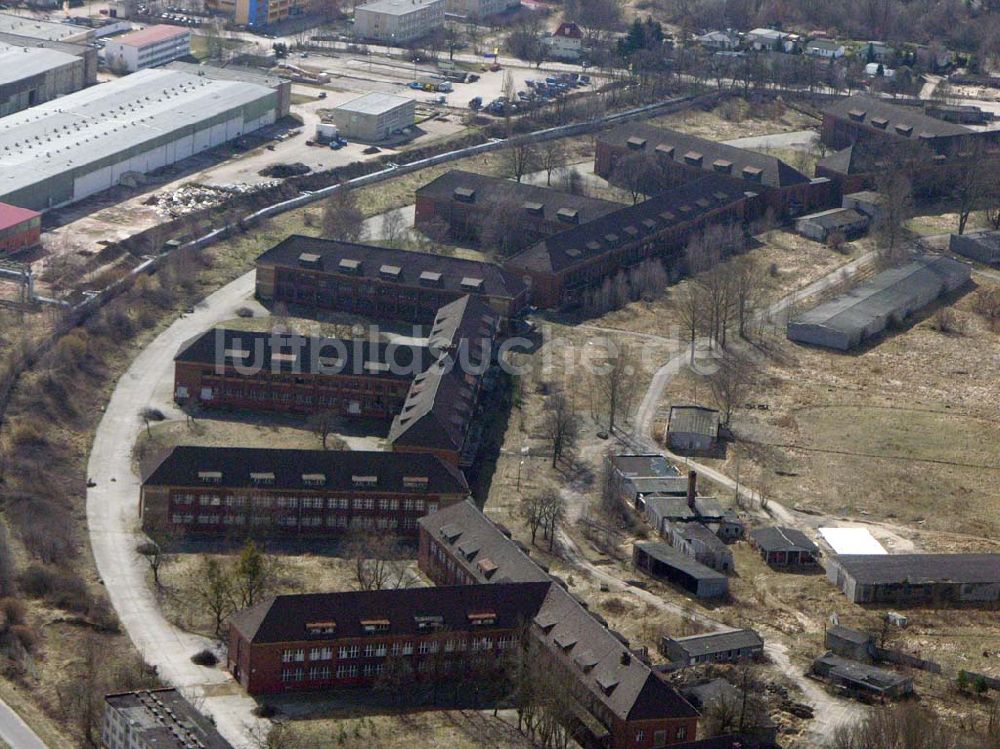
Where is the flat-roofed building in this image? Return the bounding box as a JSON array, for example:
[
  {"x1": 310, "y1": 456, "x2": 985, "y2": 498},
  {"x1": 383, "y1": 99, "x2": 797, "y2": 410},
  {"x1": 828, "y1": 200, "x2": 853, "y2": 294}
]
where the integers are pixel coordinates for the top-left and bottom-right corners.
[
  {"x1": 329, "y1": 91, "x2": 415, "y2": 141},
  {"x1": 166, "y1": 60, "x2": 292, "y2": 117},
  {"x1": 0, "y1": 202, "x2": 40, "y2": 253},
  {"x1": 103, "y1": 689, "x2": 234, "y2": 749},
  {"x1": 354, "y1": 0, "x2": 445, "y2": 43},
  {"x1": 140, "y1": 446, "x2": 469, "y2": 538},
  {"x1": 0, "y1": 38, "x2": 94, "y2": 117},
  {"x1": 0, "y1": 68, "x2": 278, "y2": 211},
  {"x1": 632, "y1": 541, "x2": 728, "y2": 598},
  {"x1": 828, "y1": 554, "x2": 1000, "y2": 605},
  {"x1": 445, "y1": 0, "x2": 518, "y2": 18},
  {"x1": 0, "y1": 13, "x2": 93, "y2": 43},
  {"x1": 255, "y1": 235, "x2": 529, "y2": 326},
  {"x1": 103, "y1": 24, "x2": 191, "y2": 72},
  {"x1": 811, "y1": 653, "x2": 913, "y2": 699},
  {"x1": 750, "y1": 526, "x2": 819, "y2": 567},
  {"x1": 950, "y1": 229, "x2": 1000, "y2": 265}
]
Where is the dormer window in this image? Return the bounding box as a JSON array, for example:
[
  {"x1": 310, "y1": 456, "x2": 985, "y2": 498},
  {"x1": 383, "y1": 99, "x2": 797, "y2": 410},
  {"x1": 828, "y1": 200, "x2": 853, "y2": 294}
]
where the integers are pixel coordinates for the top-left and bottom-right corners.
[
  {"x1": 419, "y1": 271, "x2": 443, "y2": 286},
  {"x1": 198, "y1": 471, "x2": 222, "y2": 484},
  {"x1": 460, "y1": 277, "x2": 484, "y2": 291},
  {"x1": 894, "y1": 123, "x2": 913, "y2": 136},
  {"x1": 476, "y1": 558, "x2": 498, "y2": 579},
  {"x1": 338, "y1": 258, "x2": 361, "y2": 274},
  {"x1": 453, "y1": 187, "x2": 476, "y2": 203},
  {"x1": 848, "y1": 109, "x2": 866, "y2": 122},
  {"x1": 379, "y1": 264, "x2": 401, "y2": 279},
  {"x1": 298, "y1": 252, "x2": 321, "y2": 268},
  {"x1": 468, "y1": 612, "x2": 496, "y2": 626},
  {"x1": 625, "y1": 136, "x2": 646, "y2": 150},
  {"x1": 523, "y1": 201, "x2": 544, "y2": 216},
  {"x1": 302, "y1": 473, "x2": 326, "y2": 486},
  {"x1": 415, "y1": 615, "x2": 444, "y2": 630},
  {"x1": 352, "y1": 475, "x2": 378, "y2": 487},
  {"x1": 871, "y1": 117, "x2": 888, "y2": 129},
  {"x1": 361, "y1": 619, "x2": 390, "y2": 633},
  {"x1": 403, "y1": 476, "x2": 429, "y2": 490},
  {"x1": 683, "y1": 151, "x2": 703, "y2": 166},
  {"x1": 250, "y1": 472, "x2": 275, "y2": 485},
  {"x1": 742, "y1": 166, "x2": 763, "y2": 182},
  {"x1": 306, "y1": 621, "x2": 336, "y2": 635},
  {"x1": 655, "y1": 143, "x2": 674, "y2": 158},
  {"x1": 556, "y1": 208, "x2": 579, "y2": 224},
  {"x1": 565, "y1": 248, "x2": 582, "y2": 258},
  {"x1": 713, "y1": 159, "x2": 732, "y2": 174}
]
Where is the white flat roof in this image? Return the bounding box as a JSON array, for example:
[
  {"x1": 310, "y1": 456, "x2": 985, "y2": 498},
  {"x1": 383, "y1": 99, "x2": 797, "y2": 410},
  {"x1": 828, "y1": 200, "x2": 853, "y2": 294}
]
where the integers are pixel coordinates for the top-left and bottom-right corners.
[
  {"x1": 0, "y1": 12, "x2": 90, "y2": 41},
  {"x1": 357, "y1": 0, "x2": 443, "y2": 14},
  {"x1": 0, "y1": 42, "x2": 79, "y2": 87},
  {"x1": 819, "y1": 527, "x2": 888, "y2": 555},
  {"x1": 333, "y1": 91, "x2": 414, "y2": 115}
]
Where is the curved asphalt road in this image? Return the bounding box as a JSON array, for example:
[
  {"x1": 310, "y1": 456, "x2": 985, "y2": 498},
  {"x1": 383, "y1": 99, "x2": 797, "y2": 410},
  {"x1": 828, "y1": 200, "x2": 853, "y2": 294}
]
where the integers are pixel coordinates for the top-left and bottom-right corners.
[
  {"x1": 87, "y1": 270, "x2": 267, "y2": 749},
  {"x1": 0, "y1": 699, "x2": 47, "y2": 749}
]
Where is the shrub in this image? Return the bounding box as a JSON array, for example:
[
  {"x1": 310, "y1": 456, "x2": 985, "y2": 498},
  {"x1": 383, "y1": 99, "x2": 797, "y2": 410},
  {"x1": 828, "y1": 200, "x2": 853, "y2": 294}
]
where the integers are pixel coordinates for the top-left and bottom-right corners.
[
  {"x1": 236, "y1": 306, "x2": 255, "y2": 318},
  {"x1": 10, "y1": 420, "x2": 47, "y2": 447},
  {"x1": 930, "y1": 307, "x2": 966, "y2": 335},
  {"x1": 972, "y1": 288, "x2": 1000, "y2": 332},
  {"x1": 0, "y1": 598, "x2": 26, "y2": 627},
  {"x1": 18, "y1": 564, "x2": 56, "y2": 598},
  {"x1": 769, "y1": 262, "x2": 780, "y2": 277},
  {"x1": 140, "y1": 408, "x2": 165, "y2": 423},
  {"x1": 253, "y1": 704, "x2": 279, "y2": 718},
  {"x1": 191, "y1": 649, "x2": 219, "y2": 667}
]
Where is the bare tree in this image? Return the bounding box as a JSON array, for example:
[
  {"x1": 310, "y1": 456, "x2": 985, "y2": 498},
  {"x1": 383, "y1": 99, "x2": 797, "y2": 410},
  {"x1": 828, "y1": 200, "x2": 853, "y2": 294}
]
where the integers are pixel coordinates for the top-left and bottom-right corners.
[
  {"x1": 540, "y1": 491, "x2": 566, "y2": 552},
  {"x1": 521, "y1": 492, "x2": 546, "y2": 545},
  {"x1": 308, "y1": 410, "x2": 339, "y2": 449},
  {"x1": 733, "y1": 256, "x2": 765, "y2": 340},
  {"x1": 505, "y1": 142, "x2": 538, "y2": 183},
  {"x1": 321, "y1": 189, "x2": 367, "y2": 243},
  {"x1": 610, "y1": 151, "x2": 666, "y2": 204},
  {"x1": 541, "y1": 392, "x2": 581, "y2": 467},
  {"x1": 593, "y1": 342, "x2": 639, "y2": 433},
  {"x1": 344, "y1": 528, "x2": 414, "y2": 590},
  {"x1": 380, "y1": 206, "x2": 409, "y2": 246},
  {"x1": 136, "y1": 541, "x2": 163, "y2": 587},
  {"x1": 191, "y1": 556, "x2": 236, "y2": 638},
  {"x1": 538, "y1": 140, "x2": 565, "y2": 186},
  {"x1": 952, "y1": 143, "x2": 1000, "y2": 235},
  {"x1": 232, "y1": 540, "x2": 274, "y2": 609},
  {"x1": 707, "y1": 351, "x2": 755, "y2": 427}
]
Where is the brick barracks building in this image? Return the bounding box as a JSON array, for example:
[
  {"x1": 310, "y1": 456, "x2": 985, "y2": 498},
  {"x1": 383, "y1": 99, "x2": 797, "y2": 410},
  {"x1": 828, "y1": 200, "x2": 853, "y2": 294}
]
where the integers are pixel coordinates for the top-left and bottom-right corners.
[
  {"x1": 414, "y1": 169, "x2": 621, "y2": 247},
  {"x1": 139, "y1": 446, "x2": 469, "y2": 538},
  {"x1": 173, "y1": 296, "x2": 500, "y2": 467},
  {"x1": 503, "y1": 174, "x2": 749, "y2": 308},
  {"x1": 418, "y1": 501, "x2": 701, "y2": 749},
  {"x1": 255, "y1": 235, "x2": 529, "y2": 327},
  {"x1": 227, "y1": 582, "x2": 550, "y2": 695},
  {"x1": 173, "y1": 327, "x2": 420, "y2": 419},
  {"x1": 594, "y1": 124, "x2": 832, "y2": 220}
]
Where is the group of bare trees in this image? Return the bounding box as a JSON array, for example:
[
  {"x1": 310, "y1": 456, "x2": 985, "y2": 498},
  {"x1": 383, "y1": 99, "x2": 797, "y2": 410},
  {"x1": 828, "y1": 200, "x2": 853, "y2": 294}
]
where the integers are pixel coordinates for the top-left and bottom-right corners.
[
  {"x1": 541, "y1": 390, "x2": 582, "y2": 468},
  {"x1": 188, "y1": 541, "x2": 277, "y2": 638},
  {"x1": 344, "y1": 528, "x2": 417, "y2": 591},
  {"x1": 321, "y1": 189, "x2": 368, "y2": 243},
  {"x1": 831, "y1": 701, "x2": 1000, "y2": 749},
  {"x1": 579, "y1": 258, "x2": 670, "y2": 316},
  {"x1": 521, "y1": 490, "x2": 568, "y2": 552},
  {"x1": 509, "y1": 635, "x2": 576, "y2": 749}
]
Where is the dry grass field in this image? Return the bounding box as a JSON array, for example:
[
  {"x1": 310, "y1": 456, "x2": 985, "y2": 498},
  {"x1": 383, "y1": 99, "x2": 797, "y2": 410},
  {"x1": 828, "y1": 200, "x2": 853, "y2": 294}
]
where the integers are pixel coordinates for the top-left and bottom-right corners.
[{"x1": 652, "y1": 101, "x2": 818, "y2": 140}]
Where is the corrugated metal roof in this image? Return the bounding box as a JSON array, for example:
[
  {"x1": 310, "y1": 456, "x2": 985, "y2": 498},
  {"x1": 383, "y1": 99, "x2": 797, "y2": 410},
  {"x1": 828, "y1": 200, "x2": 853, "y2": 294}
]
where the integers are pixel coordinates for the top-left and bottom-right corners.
[
  {"x1": 333, "y1": 91, "x2": 414, "y2": 116},
  {"x1": 0, "y1": 200, "x2": 39, "y2": 230},
  {"x1": 0, "y1": 42, "x2": 79, "y2": 87}
]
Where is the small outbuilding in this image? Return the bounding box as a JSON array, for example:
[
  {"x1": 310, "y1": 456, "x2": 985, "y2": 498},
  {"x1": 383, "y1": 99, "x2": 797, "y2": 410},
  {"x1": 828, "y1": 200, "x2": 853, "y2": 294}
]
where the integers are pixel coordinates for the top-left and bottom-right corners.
[
  {"x1": 661, "y1": 629, "x2": 764, "y2": 666},
  {"x1": 825, "y1": 625, "x2": 875, "y2": 662},
  {"x1": 950, "y1": 230, "x2": 1000, "y2": 265},
  {"x1": 811, "y1": 653, "x2": 913, "y2": 700},
  {"x1": 795, "y1": 207, "x2": 869, "y2": 242},
  {"x1": 0, "y1": 202, "x2": 41, "y2": 254},
  {"x1": 330, "y1": 92, "x2": 415, "y2": 141},
  {"x1": 750, "y1": 526, "x2": 819, "y2": 567},
  {"x1": 667, "y1": 405, "x2": 720, "y2": 452},
  {"x1": 633, "y1": 541, "x2": 728, "y2": 598},
  {"x1": 842, "y1": 191, "x2": 882, "y2": 220}
]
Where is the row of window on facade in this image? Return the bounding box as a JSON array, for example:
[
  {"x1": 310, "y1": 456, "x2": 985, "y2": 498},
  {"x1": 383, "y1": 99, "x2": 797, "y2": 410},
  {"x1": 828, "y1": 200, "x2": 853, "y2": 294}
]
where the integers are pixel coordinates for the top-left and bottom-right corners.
[
  {"x1": 281, "y1": 635, "x2": 515, "y2": 664},
  {"x1": 280, "y1": 656, "x2": 487, "y2": 683},
  {"x1": 171, "y1": 514, "x2": 424, "y2": 529},
  {"x1": 173, "y1": 494, "x2": 436, "y2": 512},
  {"x1": 634, "y1": 727, "x2": 688, "y2": 746}
]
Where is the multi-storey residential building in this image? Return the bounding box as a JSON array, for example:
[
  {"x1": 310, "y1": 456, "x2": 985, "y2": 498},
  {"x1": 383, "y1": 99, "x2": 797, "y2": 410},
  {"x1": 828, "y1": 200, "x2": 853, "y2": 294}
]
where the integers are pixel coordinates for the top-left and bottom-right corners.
[
  {"x1": 234, "y1": 0, "x2": 311, "y2": 27},
  {"x1": 255, "y1": 235, "x2": 528, "y2": 327},
  {"x1": 594, "y1": 124, "x2": 832, "y2": 219},
  {"x1": 140, "y1": 446, "x2": 469, "y2": 538},
  {"x1": 227, "y1": 582, "x2": 550, "y2": 694},
  {"x1": 173, "y1": 296, "x2": 499, "y2": 467},
  {"x1": 503, "y1": 174, "x2": 749, "y2": 308},
  {"x1": 414, "y1": 170, "x2": 621, "y2": 248},
  {"x1": 103, "y1": 689, "x2": 233, "y2": 749},
  {"x1": 419, "y1": 501, "x2": 701, "y2": 749},
  {"x1": 103, "y1": 24, "x2": 191, "y2": 72},
  {"x1": 445, "y1": 0, "x2": 518, "y2": 18},
  {"x1": 173, "y1": 328, "x2": 421, "y2": 418},
  {"x1": 354, "y1": 0, "x2": 445, "y2": 43}
]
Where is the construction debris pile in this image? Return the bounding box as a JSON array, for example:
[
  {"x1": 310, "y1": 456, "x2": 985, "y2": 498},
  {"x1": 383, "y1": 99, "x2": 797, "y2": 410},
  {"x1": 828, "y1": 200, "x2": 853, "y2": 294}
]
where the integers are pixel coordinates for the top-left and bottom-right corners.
[{"x1": 144, "y1": 182, "x2": 279, "y2": 217}]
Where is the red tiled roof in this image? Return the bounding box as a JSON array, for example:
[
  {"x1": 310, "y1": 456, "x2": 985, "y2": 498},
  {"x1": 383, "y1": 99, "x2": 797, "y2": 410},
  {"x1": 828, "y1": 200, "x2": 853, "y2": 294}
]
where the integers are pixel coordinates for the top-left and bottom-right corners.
[
  {"x1": 112, "y1": 24, "x2": 189, "y2": 48},
  {"x1": 0, "y1": 202, "x2": 40, "y2": 232}
]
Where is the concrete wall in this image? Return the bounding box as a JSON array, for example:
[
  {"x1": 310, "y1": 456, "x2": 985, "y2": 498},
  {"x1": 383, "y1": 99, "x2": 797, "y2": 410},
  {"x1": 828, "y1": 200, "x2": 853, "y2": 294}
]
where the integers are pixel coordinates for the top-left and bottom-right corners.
[{"x1": 950, "y1": 231, "x2": 1000, "y2": 265}]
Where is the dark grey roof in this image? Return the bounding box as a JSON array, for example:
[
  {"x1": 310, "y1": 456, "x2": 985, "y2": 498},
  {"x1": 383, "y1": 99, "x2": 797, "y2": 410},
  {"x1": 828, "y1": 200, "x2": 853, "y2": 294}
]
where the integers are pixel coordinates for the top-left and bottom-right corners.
[
  {"x1": 388, "y1": 295, "x2": 498, "y2": 453},
  {"x1": 166, "y1": 60, "x2": 285, "y2": 89},
  {"x1": 751, "y1": 526, "x2": 818, "y2": 554},
  {"x1": 666, "y1": 629, "x2": 764, "y2": 658},
  {"x1": 668, "y1": 405, "x2": 720, "y2": 437},
  {"x1": 644, "y1": 496, "x2": 695, "y2": 520},
  {"x1": 813, "y1": 653, "x2": 911, "y2": 691},
  {"x1": 256, "y1": 235, "x2": 527, "y2": 302},
  {"x1": 629, "y1": 477, "x2": 690, "y2": 496},
  {"x1": 415, "y1": 170, "x2": 621, "y2": 225},
  {"x1": 789, "y1": 254, "x2": 971, "y2": 336},
  {"x1": 798, "y1": 207, "x2": 868, "y2": 230},
  {"x1": 823, "y1": 95, "x2": 972, "y2": 139},
  {"x1": 104, "y1": 689, "x2": 234, "y2": 749},
  {"x1": 634, "y1": 541, "x2": 727, "y2": 582},
  {"x1": 833, "y1": 554, "x2": 1000, "y2": 585},
  {"x1": 506, "y1": 175, "x2": 749, "y2": 274},
  {"x1": 674, "y1": 522, "x2": 728, "y2": 552},
  {"x1": 610, "y1": 453, "x2": 680, "y2": 479},
  {"x1": 419, "y1": 503, "x2": 698, "y2": 722},
  {"x1": 827, "y1": 625, "x2": 871, "y2": 645},
  {"x1": 174, "y1": 327, "x2": 422, "y2": 380},
  {"x1": 598, "y1": 124, "x2": 811, "y2": 188},
  {"x1": 142, "y1": 446, "x2": 468, "y2": 494},
  {"x1": 230, "y1": 582, "x2": 551, "y2": 644}
]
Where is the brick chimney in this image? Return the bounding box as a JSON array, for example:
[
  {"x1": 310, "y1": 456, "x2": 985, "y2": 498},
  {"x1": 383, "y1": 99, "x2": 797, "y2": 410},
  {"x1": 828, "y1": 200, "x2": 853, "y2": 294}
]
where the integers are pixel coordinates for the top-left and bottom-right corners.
[{"x1": 687, "y1": 470, "x2": 697, "y2": 510}]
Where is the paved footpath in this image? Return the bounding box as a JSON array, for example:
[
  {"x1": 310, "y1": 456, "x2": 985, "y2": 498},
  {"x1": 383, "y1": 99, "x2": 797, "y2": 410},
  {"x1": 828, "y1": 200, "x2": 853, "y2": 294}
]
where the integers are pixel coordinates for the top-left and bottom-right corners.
[{"x1": 0, "y1": 697, "x2": 47, "y2": 749}]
